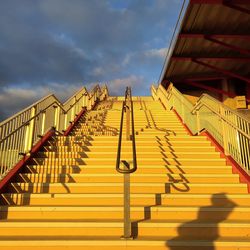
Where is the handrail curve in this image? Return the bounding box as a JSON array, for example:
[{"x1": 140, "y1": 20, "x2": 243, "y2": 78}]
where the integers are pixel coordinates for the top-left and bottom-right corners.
[{"x1": 116, "y1": 87, "x2": 137, "y2": 174}]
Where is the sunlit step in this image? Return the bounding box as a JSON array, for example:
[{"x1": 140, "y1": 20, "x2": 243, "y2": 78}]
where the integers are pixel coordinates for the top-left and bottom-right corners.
[
  {"x1": 17, "y1": 173, "x2": 240, "y2": 184},
  {"x1": 0, "y1": 206, "x2": 249, "y2": 221},
  {"x1": 25, "y1": 164, "x2": 233, "y2": 175},
  {"x1": 2, "y1": 193, "x2": 250, "y2": 206},
  {"x1": 9, "y1": 182, "x2": 247, "y2": 194}
]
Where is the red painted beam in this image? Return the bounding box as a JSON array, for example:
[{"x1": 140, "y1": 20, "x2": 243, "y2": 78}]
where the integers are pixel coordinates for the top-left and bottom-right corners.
[
  {"x1": 180, "y1": 34, "x2": 250, "y2": 40},
  {"x1": 172, "y1": 56, "x2": 250, "y2": 61},
  {"x1": 182, "y1": 80, "x2": 236, "y2": 98},
  {"x1": 192, "y1": 59, "x2": 250, "y2": 84},
  {"x1": 205, "y1": 36, "x2": 250, "y2": 56},
  {"x1": 190, "y1": 0, "x2": 249, "y2": 4},
  {"x1": 178, "y1": 76, "x2": 225, "y2": 82},
  {"x1": 0, "y1": 128, "x2": 55, "y2": 193},
  {"x1": 64, "y1": 107, "x2": 87, "y2": 136},
  {"x1": 224, "y1": 2, "x2": 250, "y2": 14}
]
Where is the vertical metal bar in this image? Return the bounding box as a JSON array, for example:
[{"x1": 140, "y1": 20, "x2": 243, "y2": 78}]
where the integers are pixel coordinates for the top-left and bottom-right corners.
[
  {"x1": 123, "y1": 170, "x2": 131, "y2": 239},
  {"x1": 126, "y1": 104, "x2": 130, "y2": 141}
]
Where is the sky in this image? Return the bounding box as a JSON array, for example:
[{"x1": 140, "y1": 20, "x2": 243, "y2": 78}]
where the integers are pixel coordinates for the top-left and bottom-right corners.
[{"x1": 0, "y1": 0, "x2": 183, "y2": 121}]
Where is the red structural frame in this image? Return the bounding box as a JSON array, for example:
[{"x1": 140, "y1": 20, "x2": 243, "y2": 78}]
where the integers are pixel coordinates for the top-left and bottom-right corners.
[
  {"x1": 172, "y1": 56, "x2": 250, "y2": 62},
  {"x1": 0, "y1": 106, "x2": 88, "y2": 193},
  {"x1": 192, "y1": 59, "x2": 250, "y2": 84},
  {"x1": 0, "y1": 129, "x2": 55, "y2": 193},
  {"x1": 190, "y1": 0, "x2": 249, "y2": 4},
  {"x1": 181, "y1": 80, "x2": 236, "y2": 98}
]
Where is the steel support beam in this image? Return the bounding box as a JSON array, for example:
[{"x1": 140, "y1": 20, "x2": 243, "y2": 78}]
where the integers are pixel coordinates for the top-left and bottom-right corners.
[
  {"x1": 192, "y1": 59, "x2": 250, "y2": 84},
  {"x1": 180, "y1": 34, "x2": 250, "y2": 40},
  {"x1": 180, "y1": 80, "x2": 236, "y2": 98},
  {"x1": 224, "y1": 2, "x2": 250, "y2": 14},
  {"x1": 172, "y1": 56, "x2": 250, "y2": 61},
  {"x1": 190, "y1": 0, "x2": 249, "y2": 4},
  {"x1": 205, "y1": 36, "x2": 250, "y2": 56}
]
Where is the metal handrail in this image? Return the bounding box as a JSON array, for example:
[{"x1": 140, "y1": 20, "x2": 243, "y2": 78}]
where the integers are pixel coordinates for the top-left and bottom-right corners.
[
  {"x1": 0, "y1": 84, "x2": 109, "y2": 180},
  {"x1": 151, "y1": 83, "x2": 250, "y2": 173},
  {"x1": 116, "y1": 87, "x2": 137, "y2": 174}
]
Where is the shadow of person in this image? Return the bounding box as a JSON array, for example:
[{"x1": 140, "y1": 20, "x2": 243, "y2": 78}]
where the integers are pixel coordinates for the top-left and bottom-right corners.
[{"x1": 166, "y1": 193, "x2": 237, "y2": 250}]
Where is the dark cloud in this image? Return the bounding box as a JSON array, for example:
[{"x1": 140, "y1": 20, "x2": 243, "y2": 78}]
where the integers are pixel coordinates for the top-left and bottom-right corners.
[{"x1": 0, "y1": 0, "x2": 183, "y2": 121}]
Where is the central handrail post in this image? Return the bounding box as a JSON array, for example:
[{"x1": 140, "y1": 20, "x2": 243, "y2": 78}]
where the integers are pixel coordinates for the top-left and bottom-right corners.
[
  {"x1": 116, "y1": 86, "x2": 137, "y2": 240},
  {"x1": 126, "y1": 103, "x2": 130, "y2": 141},
  {"x1": 122, "y1": 162, "x2": 131, "y2": 239}
]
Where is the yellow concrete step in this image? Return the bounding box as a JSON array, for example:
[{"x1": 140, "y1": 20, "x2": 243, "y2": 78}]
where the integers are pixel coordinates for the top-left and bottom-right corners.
[
  {"x1": 44, "y1": 145, "x2": 216, "y2": 152},
  {"x1": 41, "y1": 151, "x2": 221, "y2": 159},
  {"x1": 0, "y1": 238, "x2": 250, "y2": 250},
  {"x1": 17, "y1": 173, "x2": 240, "y2": 184},
  {"x1": 32, "y1": 157, "x2": 227, "y2": 166},
  {"x1": 25, "y1": 164, "x2": 233, "y2": 174},
  {"x1": 9, "y1": 182, "x2": 247, "y2": 194},
  {"x1": 0, "y1": 221, "x2": 249, "y2": 238},
  {"x1": 2, "y1": 193, "x2": 250, "y2": 206},
  {"x1": 1, "y1": 206, "x2": 249, "y2": 221}
]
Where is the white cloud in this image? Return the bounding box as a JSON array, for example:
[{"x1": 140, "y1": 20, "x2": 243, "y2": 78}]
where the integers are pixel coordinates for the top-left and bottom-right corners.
[
  {"x1": 0, "y1": 84, "x2": 82, "y2": 121},
  {"x1": 107, "y1": 75, "x2": 145, "y2": 96},
  {"x1": 122, "y1": 47, "x2": 167, "y2": 66}
]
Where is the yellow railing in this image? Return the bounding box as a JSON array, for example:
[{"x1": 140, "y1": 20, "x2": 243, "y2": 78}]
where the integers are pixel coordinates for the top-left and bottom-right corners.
[
  {"x1": 0, "y1": 84, "x2": 108, "y2": 180},
  {"x1": 151, "y1": 83, "x2": 250, "y2": 174}
]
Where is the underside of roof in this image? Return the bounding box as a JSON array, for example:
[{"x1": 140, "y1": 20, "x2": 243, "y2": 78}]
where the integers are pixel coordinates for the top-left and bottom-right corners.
[{"x1": 159, "y1": 0, "x2": 250, "y2": 104}]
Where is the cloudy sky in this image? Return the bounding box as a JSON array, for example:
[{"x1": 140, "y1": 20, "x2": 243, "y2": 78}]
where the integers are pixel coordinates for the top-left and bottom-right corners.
[{"x1": 0, "y1": 0, "x2": 183, "y2": 121}]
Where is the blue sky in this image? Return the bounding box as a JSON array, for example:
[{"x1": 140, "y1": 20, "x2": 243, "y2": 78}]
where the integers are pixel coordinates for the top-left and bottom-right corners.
[{"x1": 0, "y1": 0, "x2": 183, "y2": 121}]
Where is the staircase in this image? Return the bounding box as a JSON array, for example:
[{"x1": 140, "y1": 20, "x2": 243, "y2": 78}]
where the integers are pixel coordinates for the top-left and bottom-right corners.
[{"x1": 0, "y1": 96, "x2": 250, "y2": 249}]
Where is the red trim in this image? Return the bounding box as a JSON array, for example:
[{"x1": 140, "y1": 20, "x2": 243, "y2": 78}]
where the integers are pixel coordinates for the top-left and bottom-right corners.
[
  {"x1": 224, "y1": 3, "x2": 250, "y2": 15},
  {"x1": 190, "y1": 0, "x2": 249, "y2": 4},
  {"x1": 201, "y1": 131, "x2": 250, "y2": 193},
  {"x1": 182, "y1": 80, "x2": 236, "y2": 98},
  {"x1": 63, "y1": 107, "x2": 87, "y2": 136},
  {"x1": 192, "y1": 59, "x2": 250, "y2": 84},
  {"x1": 180, "y1": 34, "x2": 250, "y2": 39},
  {"x1": 172, "y1": 56, "x2": 250, "y2": 62},
  {"x1": 0, "y1": 129, "x2": 55, "y2": 193},
  {"x1": 205, "y1": 36, "x2": 250, "y2": 56},
  {"x1": 172, "y1": 108, "x2": 194, "y2": 136}
]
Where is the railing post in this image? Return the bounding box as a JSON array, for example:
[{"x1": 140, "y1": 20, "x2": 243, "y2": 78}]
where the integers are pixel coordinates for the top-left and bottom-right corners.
[
  {"x1": 181, "y1": 96, "x2": 185, "y2": 124},
  {"x1": 126, "y1": 104, "x2": 130, "y2": 141},
  {"x1": 220, "y1": 106, "x2": 229, "y2": 155},
  {"x1": 196, "y1": 110, "x2": 200, "y2": 135},
  {"x1": 24, "y1": 106, "x2": 36, "y2": 153},
  {"x1": 122, "y1": 162, "x2": 132, "y2": 239},
  {"x1": 41, "y1": 110, "x2": 46, "y2": 135},
  {"x1": 53, "y1": 105, "x2": 60, "y2": 131}
]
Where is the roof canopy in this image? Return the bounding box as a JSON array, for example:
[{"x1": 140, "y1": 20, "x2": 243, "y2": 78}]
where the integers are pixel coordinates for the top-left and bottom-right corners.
[{"x1": 159, "y1": 0, "x2": 250, "y2": 87}]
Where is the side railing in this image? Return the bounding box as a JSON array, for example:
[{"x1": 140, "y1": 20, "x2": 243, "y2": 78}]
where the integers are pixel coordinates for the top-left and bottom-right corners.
[
  {"x1": 116, "y1": 86, "x2": 137, "y2": 239},
  {"x1": 151, "y1": 83, "x2": 250, "y2": 174},
  {"x1": 0, "y1": 84, "x2": 109, "y2": 180}
]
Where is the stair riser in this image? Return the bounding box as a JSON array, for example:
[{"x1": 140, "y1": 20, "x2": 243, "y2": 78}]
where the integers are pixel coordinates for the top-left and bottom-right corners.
[
  {"x1": 0, "y1": 244, "x2": 249, "y2": 250},
  {"x1": 17, "y1": 175, "x2": 239, "y2": 184},
  {"x1": 25, "y1": 166, "x2": 233, "y2": 174},
  {"x1": 0, "y1": 226, "x2": 249, "y2": 238},
  {"x1": 9, "y1": 184, "x2": 247, "y2": 194},
  {"x1": 2, "y1": 196, "x2": 250, "y2": 206},
  {"x1": 1, "y1": 210, "x2": 249, "y2": 221},
  {"x1": 44, "y1": 146, "x2": 216, "y2": 152},
  {"x1": 32, "y1": 159, "x2": 227, "y2": 166},
  {"x1": 39, "y1": 152, "x2": 221, "y2": 159}
]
